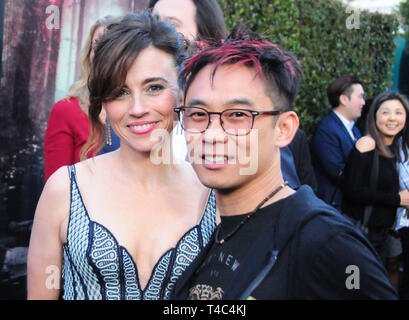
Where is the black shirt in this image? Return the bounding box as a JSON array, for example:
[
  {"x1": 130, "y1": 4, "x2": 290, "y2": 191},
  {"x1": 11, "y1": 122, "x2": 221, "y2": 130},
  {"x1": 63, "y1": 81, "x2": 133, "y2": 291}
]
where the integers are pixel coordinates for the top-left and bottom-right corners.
[
  {"x1": 174, "y1": 186, "x2": 397, "y2": 300},
  {"x1": 188, "y1": 200, "x2": 283, "y2": 299}
]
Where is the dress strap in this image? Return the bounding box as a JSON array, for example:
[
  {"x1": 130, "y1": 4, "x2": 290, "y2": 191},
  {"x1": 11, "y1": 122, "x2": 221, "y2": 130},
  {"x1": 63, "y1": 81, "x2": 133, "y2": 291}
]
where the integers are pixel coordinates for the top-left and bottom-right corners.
[
  {"x1": 66, "y1": 164, "x2": 90, "y2": 226},
  {"x1": 199, "y1": 189, "x2": 217, "y2": 247},
  {"x1": 67, "y1": 164, "x2": 77, "y2": 181}
]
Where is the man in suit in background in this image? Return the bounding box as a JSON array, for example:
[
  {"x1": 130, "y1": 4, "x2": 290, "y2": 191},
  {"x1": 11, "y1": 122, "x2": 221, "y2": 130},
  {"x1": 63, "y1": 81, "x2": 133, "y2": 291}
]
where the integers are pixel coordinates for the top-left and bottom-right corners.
[{"x1": 312, "y1": 75, "x2": 365, "y2": 210}]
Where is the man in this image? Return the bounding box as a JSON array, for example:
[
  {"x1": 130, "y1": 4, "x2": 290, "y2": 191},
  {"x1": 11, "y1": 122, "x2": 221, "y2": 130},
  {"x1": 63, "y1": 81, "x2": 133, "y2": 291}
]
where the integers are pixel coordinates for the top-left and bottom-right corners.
[
  {"x1": 288, "y1": 128, "x2": 317, "y2": 191},
  {"x1": 172, "y1": 32, "x2": 396, "y2": 299},
  {"x1": 312, "y1": 75, "x2": 365, "y2": 209}
]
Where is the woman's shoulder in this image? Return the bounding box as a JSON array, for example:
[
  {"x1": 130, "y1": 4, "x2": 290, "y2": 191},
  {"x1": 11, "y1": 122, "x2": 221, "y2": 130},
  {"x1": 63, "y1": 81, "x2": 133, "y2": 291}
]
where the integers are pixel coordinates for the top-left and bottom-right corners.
[
  {"x1": 45, "y1": 165, "x2": 71, "y2": 192},
  {"x1": 52, "y1": 97, "x2": 80, "y2": 110},
  {"x1": 355, "y1": 135, "x2": 376, "y2": 154},
  {"x1": 39, "y1": 166, "x2": 71, "y2": 220},
  {"x1": 74, "y1": 153, "x2": 110, "y2": 179},
  {"x1": 49, "y1": 97, "x2": 83, "y2": 121}
]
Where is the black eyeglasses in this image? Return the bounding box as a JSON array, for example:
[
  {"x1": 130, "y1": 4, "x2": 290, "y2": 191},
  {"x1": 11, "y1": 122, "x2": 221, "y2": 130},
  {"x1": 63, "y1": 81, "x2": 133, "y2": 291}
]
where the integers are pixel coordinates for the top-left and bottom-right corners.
[{"x1": 174, "y1": 106, "x2": 282, "y2": 136}]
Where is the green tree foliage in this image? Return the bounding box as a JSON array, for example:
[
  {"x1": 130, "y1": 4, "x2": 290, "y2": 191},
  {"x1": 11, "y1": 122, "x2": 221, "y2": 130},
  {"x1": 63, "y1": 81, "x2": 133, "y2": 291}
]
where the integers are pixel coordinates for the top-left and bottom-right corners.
[
  {"x1": 220, "y1": 0, "x2": 399, "y2": 137},
  {"x1": 400, "y1": 0, "x2": 409, "y2": 43}
]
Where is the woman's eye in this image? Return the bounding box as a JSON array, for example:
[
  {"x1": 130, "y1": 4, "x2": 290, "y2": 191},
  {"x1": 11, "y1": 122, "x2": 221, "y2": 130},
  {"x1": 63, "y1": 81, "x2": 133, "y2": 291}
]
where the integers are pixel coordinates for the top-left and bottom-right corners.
[
  {"x1": 113, "y1": 89, "x2": 129, "y2": 99},
  {"x1": 147, "y1": 84, "x2": 165, "y2": 93}
]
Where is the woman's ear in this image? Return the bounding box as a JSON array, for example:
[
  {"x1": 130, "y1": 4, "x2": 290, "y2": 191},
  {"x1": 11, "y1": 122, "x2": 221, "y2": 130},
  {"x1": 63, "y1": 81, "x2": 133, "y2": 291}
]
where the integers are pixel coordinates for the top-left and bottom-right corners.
[
  {"x1": 273, "y1": 111, "x2": 299, "y2": 148},
  {"x1": 99, "y1": 103, "x2": 107, "y2": 124}
]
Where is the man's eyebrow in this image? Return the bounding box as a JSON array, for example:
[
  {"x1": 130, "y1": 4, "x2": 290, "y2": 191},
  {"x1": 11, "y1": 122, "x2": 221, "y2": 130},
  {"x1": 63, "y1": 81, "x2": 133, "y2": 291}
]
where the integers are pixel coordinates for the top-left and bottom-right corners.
[
  {"x1": 186, "y1": 98, "x2": 256, "y2": 108},
  {"x1": 225, "y1": 98, "x2": 255, "y2": 108},
  {"x1": 186, "y1": 99, "x2": 208, "y2": 107}
]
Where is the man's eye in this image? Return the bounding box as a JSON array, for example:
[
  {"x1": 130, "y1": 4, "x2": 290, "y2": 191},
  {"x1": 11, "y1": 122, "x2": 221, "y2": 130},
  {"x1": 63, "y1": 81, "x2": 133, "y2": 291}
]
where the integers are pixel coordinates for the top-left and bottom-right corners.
[
  {"x1": 191, "y1": 112, "x2": 206, "y2": 117},
  {"x1": 166, "y1": 19, "x2": 180, "y2": 28},
  {"x1": 227, "y1": 111, "x2": 250, "y2": 118}
]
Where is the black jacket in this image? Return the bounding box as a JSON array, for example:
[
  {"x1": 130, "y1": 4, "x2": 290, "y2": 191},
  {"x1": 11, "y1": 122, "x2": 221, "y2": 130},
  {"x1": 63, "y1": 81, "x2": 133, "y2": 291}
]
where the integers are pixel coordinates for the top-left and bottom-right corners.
[{"x1": 171, "y1": 186, "x2": 397, "y2": 300}]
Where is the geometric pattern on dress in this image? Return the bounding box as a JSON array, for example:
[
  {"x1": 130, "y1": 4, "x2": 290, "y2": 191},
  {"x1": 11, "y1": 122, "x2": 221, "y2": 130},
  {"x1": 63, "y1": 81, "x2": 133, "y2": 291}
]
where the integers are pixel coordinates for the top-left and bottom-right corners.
[
  {"x1": 122, "y1": 248, "x2": 141, "y2": 300},
  {"x1": 61, "y1": 165, "x2": 217, "y2": 300},
  {"x1": 89, "y1": 222, "x2": 121, "y2": 300},
  {"x1": 62, "y1": 165, "x2": 102, "y2": 300},
  {"x1": 143, "y1": 250, "x2": 173, "y2": 300},
  {"x1": 164, "y1": 190, "x2": 217, "y2": 299}
]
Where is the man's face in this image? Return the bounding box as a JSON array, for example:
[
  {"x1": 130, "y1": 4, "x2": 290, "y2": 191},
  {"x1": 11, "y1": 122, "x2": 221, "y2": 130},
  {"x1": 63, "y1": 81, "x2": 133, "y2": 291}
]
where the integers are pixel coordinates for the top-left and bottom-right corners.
[
  {"x1": 343, "y1": 84, "x2": 365, "y2": 121},
  {"x1": 183, "y1": 63, "x2": 282, "y2": 191}
]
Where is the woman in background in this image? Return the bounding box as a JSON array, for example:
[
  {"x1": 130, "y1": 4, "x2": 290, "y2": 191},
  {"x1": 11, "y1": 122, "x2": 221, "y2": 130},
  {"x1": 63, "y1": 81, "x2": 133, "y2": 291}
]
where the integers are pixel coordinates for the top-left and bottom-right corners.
[
  {"x1": 342, "y1": 91, "x2": 409, "y2": 292},
  {"x1": 44, "y1": 16, "x2": 118, "y2": 182}
]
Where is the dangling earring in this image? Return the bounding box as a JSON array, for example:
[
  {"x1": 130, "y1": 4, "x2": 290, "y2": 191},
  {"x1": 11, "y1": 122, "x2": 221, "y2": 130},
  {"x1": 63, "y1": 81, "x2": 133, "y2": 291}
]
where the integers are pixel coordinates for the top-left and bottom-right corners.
[{"x1": 104, "y1": 119, "x2": 112, "y2": 146}]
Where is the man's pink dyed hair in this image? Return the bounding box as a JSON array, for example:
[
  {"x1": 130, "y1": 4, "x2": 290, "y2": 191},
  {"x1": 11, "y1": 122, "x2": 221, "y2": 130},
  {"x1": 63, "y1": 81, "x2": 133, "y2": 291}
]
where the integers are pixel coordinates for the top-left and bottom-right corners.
[{"x1": 180, "y1": 31, "x2": 302, "y2": 110}]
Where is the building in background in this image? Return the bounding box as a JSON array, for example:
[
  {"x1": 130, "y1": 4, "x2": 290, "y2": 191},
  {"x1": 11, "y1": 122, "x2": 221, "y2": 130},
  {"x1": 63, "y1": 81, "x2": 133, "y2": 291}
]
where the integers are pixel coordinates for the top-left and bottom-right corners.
[{"x1": 0, "y1": 0, "x2": 148, "y2": 300}]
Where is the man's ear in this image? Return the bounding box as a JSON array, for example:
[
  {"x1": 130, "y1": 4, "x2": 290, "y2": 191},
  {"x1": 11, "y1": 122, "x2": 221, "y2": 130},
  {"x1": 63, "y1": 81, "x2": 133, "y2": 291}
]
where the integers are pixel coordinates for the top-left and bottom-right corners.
[
  {"x1": 273, "y1": 111, "x2": 299, "y2": 148},
  {"x1": 339, "y1": 94, "x2": 349, "y2": 106}
]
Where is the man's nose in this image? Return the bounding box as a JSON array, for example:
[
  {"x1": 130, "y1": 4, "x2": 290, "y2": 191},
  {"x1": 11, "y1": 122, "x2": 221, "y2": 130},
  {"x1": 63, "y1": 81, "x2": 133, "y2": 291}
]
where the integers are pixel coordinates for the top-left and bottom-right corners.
[{"x1": 203, "y1": 114, "x2": 227, "y2": 144}]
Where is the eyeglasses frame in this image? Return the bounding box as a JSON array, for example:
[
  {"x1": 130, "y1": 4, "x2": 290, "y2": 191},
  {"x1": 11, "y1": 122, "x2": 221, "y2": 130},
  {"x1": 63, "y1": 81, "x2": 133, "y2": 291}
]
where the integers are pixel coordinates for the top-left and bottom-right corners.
[{"x1": 173, "y1": 105, "x2": 283, "y2": 136}]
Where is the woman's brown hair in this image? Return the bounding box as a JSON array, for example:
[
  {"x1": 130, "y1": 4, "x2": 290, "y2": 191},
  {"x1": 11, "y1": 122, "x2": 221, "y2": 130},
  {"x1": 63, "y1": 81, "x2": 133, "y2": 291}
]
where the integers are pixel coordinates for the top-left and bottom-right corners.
[{"x1": 81, "y1": 11, "x2": 186, "y2": 159}]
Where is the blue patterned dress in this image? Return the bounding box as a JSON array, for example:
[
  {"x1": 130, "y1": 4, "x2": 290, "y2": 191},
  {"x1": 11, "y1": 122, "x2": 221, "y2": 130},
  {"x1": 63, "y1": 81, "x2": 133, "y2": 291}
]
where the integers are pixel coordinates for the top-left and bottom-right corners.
[{"x1": 61, "y1": 165, "x2": 217, "y2": 300}]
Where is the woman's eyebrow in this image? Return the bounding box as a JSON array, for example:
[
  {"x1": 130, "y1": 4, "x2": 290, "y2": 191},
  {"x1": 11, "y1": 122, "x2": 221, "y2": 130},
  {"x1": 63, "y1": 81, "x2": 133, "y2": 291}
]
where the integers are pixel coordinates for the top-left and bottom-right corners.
[{"x1": 142, "y1": 77, "x2": 169, "y2": 85}]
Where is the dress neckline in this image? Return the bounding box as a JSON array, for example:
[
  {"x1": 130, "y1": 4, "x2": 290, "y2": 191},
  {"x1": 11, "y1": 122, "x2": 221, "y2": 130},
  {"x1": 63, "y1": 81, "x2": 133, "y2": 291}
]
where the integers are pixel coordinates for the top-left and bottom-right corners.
[{"x1": 65, "y1": 165, "x2": 214, "y2": 295}]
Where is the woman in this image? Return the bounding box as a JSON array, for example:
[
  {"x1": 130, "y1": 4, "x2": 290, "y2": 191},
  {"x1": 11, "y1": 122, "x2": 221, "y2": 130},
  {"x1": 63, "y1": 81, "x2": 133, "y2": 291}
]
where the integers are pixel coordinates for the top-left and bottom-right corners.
[
  {"x1": 342, "y1": 91, "x2": 409, "y2": 290},
  {"x1": 44, "y1": 16, "x2": 118, "y2": 182},
  {"x1": 79, "y1": 1, "x2": 229, "y2": 163},
  {"x1": 28, "y1": 12, "x2": 217, "y2": 300}
]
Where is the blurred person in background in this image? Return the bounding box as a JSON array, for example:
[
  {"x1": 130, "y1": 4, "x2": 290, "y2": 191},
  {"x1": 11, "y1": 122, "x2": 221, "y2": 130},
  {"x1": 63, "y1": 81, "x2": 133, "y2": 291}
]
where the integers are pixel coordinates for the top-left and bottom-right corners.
[
  {"x1": 312, "y1": 75, "x2": 365, "y2": 210},
  {"x1": 342, "y1": 91, "x2": 409, "y2": 293},
  {"x1": 44, "y1": 16, "x2": 119, "y2": 182}
]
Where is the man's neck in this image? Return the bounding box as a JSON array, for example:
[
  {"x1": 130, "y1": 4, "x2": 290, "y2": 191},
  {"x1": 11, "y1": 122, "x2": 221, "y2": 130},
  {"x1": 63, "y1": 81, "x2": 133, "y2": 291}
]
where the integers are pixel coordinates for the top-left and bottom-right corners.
[
  {"x1": 333, "y1": 107, "x2": 354, "y2": 123},
  {"x1": 215, "y1": 158, "x2": 295, "y2": 216}
]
